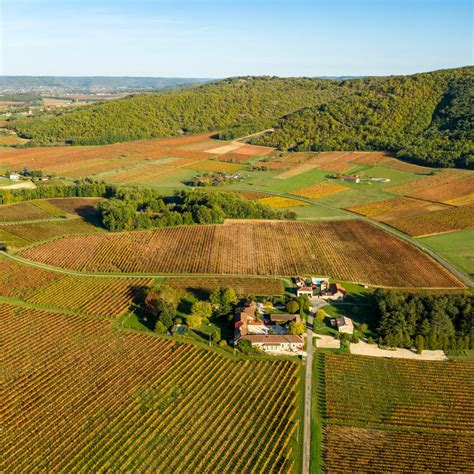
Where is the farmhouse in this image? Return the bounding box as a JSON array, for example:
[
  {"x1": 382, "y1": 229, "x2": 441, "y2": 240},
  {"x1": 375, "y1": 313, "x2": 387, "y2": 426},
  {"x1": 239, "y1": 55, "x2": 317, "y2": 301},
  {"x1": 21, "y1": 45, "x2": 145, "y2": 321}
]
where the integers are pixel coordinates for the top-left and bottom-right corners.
[
  {"x1": 297, "y1": 286, "x2": 314, "y2": 297},
  {"x1": 234, "y1": 302, "x2": 303, "y2": 354},
  {"x1": 330, "y1": 316, "x2": 354, "y2": 334},
  {"x1": 240, "y1": 335, "x2": 303, "y2": 353},
  {"x1": 6, "y1": 173, "x2": 20, "y2": 180}
]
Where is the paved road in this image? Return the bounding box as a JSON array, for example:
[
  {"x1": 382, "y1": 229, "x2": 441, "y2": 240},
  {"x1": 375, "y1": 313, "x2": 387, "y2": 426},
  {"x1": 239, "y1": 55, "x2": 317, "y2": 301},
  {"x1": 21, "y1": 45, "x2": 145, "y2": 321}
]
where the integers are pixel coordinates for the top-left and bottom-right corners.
[{"x1": 302, "y1": 309, "x2": 315, "y2": 474}]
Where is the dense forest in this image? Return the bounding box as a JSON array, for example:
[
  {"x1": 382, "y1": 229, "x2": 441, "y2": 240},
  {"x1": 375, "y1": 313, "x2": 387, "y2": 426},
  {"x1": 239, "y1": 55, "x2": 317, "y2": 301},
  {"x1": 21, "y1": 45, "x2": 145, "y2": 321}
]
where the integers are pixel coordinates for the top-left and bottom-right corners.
[
  {"x1": 9, "y1": 77, "x2": 338, "y2": 145},
  {"x1": 255, "y1": 69, "x2": 473, "y2": 168},
  {"x1": 97, "y1": 189, "x2": 294, "y2": 231},
  {"x1": 7, "y1": 67, "x2": 473, "y2": 168},
  {"x1": 374, "y1": 290, "x2": 473, "y2": 352}
]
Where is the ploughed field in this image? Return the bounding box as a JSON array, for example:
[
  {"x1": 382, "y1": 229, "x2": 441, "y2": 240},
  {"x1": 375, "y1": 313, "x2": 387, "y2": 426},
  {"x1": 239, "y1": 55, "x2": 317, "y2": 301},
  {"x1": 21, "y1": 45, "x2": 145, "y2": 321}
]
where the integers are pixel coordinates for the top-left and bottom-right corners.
[
  {"x1": 18, "y1": 220, "x2": 463, "y2": 288},
  {"x1": 320, "y1": 353, "x2": 474, "y2": 472},
  {"x1": 2, "y1": 302, "x2": 299, "y2": 473}
]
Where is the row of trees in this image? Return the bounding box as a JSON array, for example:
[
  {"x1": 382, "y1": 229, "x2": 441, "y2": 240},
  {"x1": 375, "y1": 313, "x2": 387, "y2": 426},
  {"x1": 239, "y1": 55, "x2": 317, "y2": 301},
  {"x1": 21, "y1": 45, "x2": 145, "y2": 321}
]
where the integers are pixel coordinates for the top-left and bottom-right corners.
[
  {"x1": 374, "y1": 290, "x2": 473, "y2": 351},
  {"x1": 0, "y1": 178, "x2": 112, "y2": 205},
  {"x1": 97, "y1": 189, "x2": 295, "y2": 231}
]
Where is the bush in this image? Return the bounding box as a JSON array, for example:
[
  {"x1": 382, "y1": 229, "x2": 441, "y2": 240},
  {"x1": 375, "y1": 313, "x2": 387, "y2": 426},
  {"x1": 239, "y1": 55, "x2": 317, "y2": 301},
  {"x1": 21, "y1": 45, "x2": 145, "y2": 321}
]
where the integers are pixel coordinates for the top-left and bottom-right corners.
[
  {"x1": 218, "y1": 339, "x2": 228, "y2": 348},
  {"x1": 288, "y1": 321, "x2": 305, "y2": 335},
  {"x1": 154, "y1": 321, "x2": 167, "y2": 334}
]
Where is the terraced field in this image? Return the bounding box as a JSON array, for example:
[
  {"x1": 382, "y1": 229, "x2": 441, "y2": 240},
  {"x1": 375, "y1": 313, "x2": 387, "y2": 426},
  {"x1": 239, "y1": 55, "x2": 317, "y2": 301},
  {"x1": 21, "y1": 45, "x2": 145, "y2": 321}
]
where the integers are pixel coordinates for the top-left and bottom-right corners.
[{"x1": 18, "y1": 220, "x2": 463, "y2": 287}]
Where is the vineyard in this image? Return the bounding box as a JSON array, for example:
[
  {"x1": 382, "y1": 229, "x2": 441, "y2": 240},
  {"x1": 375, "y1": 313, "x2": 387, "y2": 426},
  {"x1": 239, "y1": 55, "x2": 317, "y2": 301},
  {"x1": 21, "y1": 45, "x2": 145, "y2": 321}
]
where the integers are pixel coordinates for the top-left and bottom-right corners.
[
  {"x1": 388, "y1": 169, "x2": 473, "y2": 203},
  {"x1": 320, "y1": 353, "x2": 474, "y2": 472},
  {"x1": 0, "y1": 255, "x2": 150, "y2": 318},
  {"x1": 348, "y1": 198, "x2": 474, "y2": 236},
  {"x1": 2, "y1": 302, "x2": 300, "y2": 473},
  {"x1": 0, "y1": 200, "x2": 63, "y2": 222},
  {"x1": 0, "y1": 134, "x2": 275, "y2": 185},
  {"x1": 0, "y1": 218, "x2": 101, "y2": 249},
  {"x1": 166, "y1": 276, "x2": 285, "y2": 297},
  {"x1": 18, "y1": 220, "x2": 464, "y2": 288},
  {"x1": 290, "y1": 182, "x2": 349, "y2": 199},
  {"x1": 258, "y1": 196, "x2": 309, "y2": 208}
]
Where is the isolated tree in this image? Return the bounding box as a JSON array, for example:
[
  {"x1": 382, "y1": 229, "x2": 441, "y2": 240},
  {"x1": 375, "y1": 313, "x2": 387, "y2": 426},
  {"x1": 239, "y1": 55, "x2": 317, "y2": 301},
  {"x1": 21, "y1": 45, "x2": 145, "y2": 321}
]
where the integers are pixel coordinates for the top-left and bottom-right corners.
[
  {"x1": 287, "y1": 300, "x2": 299, "y2": 314},
  {"x1": 415, "y1": 334, "x2": 425, "y2": 354},
  {"x1": 288, "y1": 321, "x2": 305, "y2": 335},
  {"x1": 154, "y1": 321, "x2": 167, "y2": 334},
  {"x1": 315, "y1": 309, "x2": 326, "y2": 322}
]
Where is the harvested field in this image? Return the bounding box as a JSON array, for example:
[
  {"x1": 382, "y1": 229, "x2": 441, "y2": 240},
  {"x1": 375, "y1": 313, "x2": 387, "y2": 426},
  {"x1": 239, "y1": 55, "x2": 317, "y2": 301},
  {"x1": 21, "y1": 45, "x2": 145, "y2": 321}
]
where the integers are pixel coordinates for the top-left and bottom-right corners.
[
  {"x1": 290, "y1": 182, "x2": 349, "y2": 199},
  {"x1": 258, "y1": 196, "x2": 309, "y2": 208},
  {"x1": 233, "y1": 144, "x2": 275, "y2": 156},
  {"x1": 19, "y1": 220, "x2": 463, "y2": 287},
  {"x1": 317, "y1": 152, "x2": 367, "y2": 173},
  {"x1": 321, "y1": 353, "x2": 474, "y2": 472},
  {"x1": 2, "y1": 303, "x2": 299, "y2": 472},
  {"x1": 167, "y1": 277, "x2": 284, "y2": 297},
  {"x1": 183, "y1": 160, "x2": 242, "y2": 173},
  {"x1": 275, "y1": 162, "x2": 320, "y2": 179},
  {"x1": 205, "y1": 142, "x2": 244, "y2": 154}
]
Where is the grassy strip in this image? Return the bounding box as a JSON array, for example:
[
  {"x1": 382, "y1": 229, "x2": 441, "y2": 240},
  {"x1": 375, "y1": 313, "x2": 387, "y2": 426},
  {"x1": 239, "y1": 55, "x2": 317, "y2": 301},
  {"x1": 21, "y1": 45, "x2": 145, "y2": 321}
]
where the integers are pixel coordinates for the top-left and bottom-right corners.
[{"x1": 310, "y1": 352, "x2": 326, "y2": 474}]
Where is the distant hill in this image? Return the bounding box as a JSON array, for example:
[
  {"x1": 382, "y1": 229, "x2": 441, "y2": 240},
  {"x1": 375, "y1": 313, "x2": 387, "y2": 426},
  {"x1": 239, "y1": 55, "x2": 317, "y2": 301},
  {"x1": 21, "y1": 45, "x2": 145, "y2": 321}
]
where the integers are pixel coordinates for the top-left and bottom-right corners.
[
  {"x1": 0, "y1": 76, "x2": 209, "y2": 92},
  {"x1": 7, "y1": 67, "x2": 473, "y2": 168}
]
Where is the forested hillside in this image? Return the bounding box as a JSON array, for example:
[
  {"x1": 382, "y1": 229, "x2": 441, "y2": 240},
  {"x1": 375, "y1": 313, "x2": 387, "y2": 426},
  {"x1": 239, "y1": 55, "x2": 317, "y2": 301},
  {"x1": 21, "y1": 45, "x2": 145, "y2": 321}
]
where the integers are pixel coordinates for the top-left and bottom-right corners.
[
  {"x1": 7, "y1": 67, "x2": 473, "y2": 168},
  {"x1": 9, "y1": 77, "x2": 339, "y2": 146},
  {"x1": 254, "y1": 68, "x2": 473, "y2": 168}
]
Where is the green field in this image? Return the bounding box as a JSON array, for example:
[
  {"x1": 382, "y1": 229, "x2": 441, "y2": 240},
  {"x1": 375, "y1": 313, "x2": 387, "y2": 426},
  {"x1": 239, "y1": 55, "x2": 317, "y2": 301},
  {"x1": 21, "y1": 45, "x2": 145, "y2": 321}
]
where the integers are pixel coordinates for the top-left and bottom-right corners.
[{"x1": 418, "y1": 229, "x2": 474, "y2": 277}]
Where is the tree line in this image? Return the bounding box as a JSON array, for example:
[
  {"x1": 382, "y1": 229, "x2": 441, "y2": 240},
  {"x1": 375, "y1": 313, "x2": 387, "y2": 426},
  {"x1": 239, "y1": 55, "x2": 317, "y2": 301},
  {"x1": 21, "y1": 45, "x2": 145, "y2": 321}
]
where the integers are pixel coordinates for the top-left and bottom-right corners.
[
  {"x1": 374, "y1": 290, "x2": 473, "y2": 353},
  {"x1": 97, "y1": 188, "x2": 295, "y2": 231}
]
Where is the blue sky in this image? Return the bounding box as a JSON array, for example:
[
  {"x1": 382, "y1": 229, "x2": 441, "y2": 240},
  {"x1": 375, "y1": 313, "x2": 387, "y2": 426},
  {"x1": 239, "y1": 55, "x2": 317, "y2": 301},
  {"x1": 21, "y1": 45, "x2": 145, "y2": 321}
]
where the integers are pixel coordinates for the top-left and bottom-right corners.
[{"x1": 1, "y1": 0, "x2": 472, "y2": 77}]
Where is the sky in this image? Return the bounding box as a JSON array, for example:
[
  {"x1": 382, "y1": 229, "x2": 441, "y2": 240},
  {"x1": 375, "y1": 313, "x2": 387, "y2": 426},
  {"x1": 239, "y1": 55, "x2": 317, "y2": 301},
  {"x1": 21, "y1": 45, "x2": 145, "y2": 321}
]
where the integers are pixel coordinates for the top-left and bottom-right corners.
[{"x1": 0, "y1": 0, "x2": 472, "y2": 77}]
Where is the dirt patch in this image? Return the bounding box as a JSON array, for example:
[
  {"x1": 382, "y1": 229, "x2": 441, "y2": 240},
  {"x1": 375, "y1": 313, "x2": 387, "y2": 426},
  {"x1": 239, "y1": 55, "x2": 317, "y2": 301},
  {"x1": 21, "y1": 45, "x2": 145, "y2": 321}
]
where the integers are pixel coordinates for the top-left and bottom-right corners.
[
  {"x1": 350, "y1": 340, "x2": 447, "y2": 360},
  {"x1": 0, "y1": 181, "x2": 36, "y2": 190},
  {"x1": 315, "y1": 335, "x2": 341, "y2": 349}
]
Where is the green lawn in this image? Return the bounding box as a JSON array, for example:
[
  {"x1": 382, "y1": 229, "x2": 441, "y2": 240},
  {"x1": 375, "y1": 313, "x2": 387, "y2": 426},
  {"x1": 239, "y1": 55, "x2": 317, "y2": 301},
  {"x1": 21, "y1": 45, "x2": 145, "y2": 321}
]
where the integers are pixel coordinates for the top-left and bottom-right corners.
[
  {"x1": 0, "y1": 177, "x2": 14, "y2": 186},
  {"x1": 417, "y1": 229, "x2": 474, "y2": 278}
]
